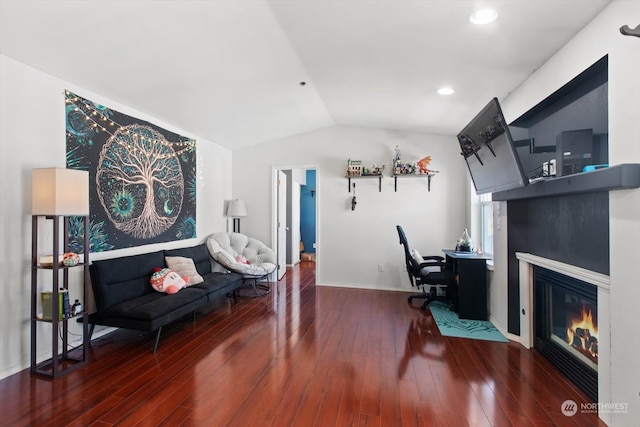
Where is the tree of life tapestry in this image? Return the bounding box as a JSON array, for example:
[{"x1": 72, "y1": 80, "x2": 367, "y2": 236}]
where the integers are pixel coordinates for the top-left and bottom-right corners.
[{"x1": 65, "y1": 90, "x2": 197, "y2": 253}]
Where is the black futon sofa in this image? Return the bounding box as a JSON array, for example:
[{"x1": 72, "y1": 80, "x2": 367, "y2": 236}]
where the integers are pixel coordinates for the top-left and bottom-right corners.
[{"x1": 88, "y1": 243, "x2": 243, "y2": 352}]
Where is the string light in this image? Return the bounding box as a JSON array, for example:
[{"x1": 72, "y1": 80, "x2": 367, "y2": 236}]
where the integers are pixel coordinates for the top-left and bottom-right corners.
[{"x1": 64, "y1": 90, "x2": 197, "y2": 159}]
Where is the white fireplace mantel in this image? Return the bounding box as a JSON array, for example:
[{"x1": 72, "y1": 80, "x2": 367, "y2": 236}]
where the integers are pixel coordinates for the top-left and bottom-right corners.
[
  {"x1": 516, "y1": 252, "x2": 610, "y2": 291},
  {"x1": 516, "y1": 252, "x2": 610, "y2": 415}
]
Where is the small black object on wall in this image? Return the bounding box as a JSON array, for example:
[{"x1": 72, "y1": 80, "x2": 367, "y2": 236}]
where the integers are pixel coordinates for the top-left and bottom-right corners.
[{"x1": 351, "y1": 183, "x2": 357, "y2": 210}]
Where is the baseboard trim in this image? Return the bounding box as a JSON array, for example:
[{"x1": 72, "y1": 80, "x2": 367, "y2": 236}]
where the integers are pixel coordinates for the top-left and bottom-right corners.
[
  {"x1": 489, "y1": 314, "x2": 518, "y2": 342},
  {"x1": 0, "y1": 325, "x2": 118, "y2": 381},
  {"x1": 317, "y1": 282, "x2": 417, "y2": 293}
]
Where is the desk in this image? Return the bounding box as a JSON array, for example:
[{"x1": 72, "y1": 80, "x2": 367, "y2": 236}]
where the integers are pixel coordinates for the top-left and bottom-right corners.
[{"x1": 442, "y1": 250, "x2": 492, "y2": 321}]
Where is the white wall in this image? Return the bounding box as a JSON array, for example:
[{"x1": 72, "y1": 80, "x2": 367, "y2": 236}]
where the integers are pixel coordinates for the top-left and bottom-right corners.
[
  {"x1": 232, "y1": 125, "x2": 467, "y2": 291},
  {"x1": 500, "y1": 0, "x2": 640, "y2": 423},
  {"x1": 0, "y1": 54, "x2": 232, "y2": 379}
]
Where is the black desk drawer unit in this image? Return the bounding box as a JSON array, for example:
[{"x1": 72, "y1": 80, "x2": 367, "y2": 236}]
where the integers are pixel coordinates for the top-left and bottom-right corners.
[{"x1": 442, "y1": 250, "x2": 491, "y2": 321}]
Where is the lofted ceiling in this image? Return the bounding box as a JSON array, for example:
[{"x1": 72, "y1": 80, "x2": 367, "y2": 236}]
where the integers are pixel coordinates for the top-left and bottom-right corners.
[{"x1": 0, "y1": 0, "x2": 612, "y2": 149}]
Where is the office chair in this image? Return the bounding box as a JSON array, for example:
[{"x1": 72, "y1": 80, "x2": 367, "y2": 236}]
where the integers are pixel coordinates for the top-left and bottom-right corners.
[{"x1": 396, "y1": 225, "x2": 456, "y2": 311}]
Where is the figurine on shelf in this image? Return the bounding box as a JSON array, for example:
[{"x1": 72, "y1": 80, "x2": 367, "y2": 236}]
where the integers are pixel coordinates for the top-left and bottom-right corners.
[
  {"x1": 393, "y1": 146, "x2": 401, "y2": 165},
  {"x1": 346, "y1": 159, "x2": 363, "y2": 177},
  {"x1": 396, "y1": 162, "x2": 417, "y2": 175},
  {"x1": 393, "y1": 146, "x2": 403, "y2": 174},
  {"x1": 368, "y1": 163, "x2": 387, "y2": 175},
  {"x1": 62, "y1": 252, "x2": 80, "y2": 267},
  {"x1": 393, "y1": 146, "x2": 420, "y2": 175},
  {"x1": 417, "y1": 156, "x2": 432, "y2": 174}
]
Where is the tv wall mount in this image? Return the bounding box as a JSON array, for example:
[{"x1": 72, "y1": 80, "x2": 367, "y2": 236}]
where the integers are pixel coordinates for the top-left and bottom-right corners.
[{"x1": 459, "y1": 116, "x2": 504, "y2": 165}]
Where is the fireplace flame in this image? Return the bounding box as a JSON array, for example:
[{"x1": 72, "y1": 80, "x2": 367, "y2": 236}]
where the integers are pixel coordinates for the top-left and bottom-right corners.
[{"x1": 566, "y1": 306, "x2": 598, "y2": 359}]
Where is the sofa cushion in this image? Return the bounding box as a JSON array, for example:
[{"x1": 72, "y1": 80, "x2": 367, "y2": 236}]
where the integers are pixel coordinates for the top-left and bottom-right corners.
[
  {"x1": 103, "y1": 288, "x2": 206, "y2": 320},
  {"x1": 90, "y1": 250, "x2": 166, "y2": 311},
  {"x1": 95, "y1": 287, "x2": 208, "y2": 332},
  {"x1": 191, "y1": 271, "x2": 244, "y2": 302}
]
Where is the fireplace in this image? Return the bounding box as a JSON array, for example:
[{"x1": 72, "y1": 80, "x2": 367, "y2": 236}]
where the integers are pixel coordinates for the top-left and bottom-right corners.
[{"x1": 534, "y1": 267, "x2": 598, "y2": 401}]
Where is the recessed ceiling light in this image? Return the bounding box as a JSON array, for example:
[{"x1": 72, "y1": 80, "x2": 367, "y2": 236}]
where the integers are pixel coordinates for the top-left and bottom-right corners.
[
  {"x1": 437, "y1": 87, "x2": 455, "y2": 95},
  {"x1": 469, "y1": 9, "x2": 498, "y2": 25}
]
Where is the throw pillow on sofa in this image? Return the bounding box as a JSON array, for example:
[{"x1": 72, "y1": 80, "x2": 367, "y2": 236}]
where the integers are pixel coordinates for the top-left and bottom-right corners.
[
  {"x1": 150, "y1": 268, "x2": 189, "y2": 294},
  {"x1": 165, "y1": 256, "x2": 204, "y2": 285}
]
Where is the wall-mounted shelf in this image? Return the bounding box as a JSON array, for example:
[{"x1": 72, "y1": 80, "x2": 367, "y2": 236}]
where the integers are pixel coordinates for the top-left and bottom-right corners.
[
  {"x1": 346, "y1": 175, "x2": 383, "y2": 192},
  {"x1": 393, "y1": 173, "x2": 435, "y2": 192},
  {"x1": 492, "y1": 163, "x2": 640, "y2": 201}
]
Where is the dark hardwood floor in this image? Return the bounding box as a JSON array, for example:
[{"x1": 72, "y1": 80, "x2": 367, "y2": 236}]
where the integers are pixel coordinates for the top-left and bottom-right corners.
[{"x1": 1, "y1": 262, "x2": 604, "y2": 426}]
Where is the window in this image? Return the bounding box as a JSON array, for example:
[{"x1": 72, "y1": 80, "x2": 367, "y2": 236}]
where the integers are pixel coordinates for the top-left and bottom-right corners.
[{"x1": 480, "y1": 193, "x2": 493, "y2": 255}]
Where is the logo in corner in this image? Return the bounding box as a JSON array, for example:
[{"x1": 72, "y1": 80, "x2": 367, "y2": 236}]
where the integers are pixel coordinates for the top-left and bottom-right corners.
[{"x1": 561, "y1": 400, "x2": 578, "y2": 416}]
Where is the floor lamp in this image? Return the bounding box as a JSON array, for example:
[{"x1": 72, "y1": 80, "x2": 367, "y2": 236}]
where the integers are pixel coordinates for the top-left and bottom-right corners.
[
  {"x1": 227, "y1": 199, "x2": 247, "y2": 233},
  {"x1": 31, "y1": 167, "x2": 90, "y2": 377}
]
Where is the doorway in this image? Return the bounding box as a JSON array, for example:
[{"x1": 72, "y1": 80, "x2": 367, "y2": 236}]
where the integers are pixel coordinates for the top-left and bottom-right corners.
[{"x1": 272, "y1": 166, "x2": 318, "y2": 280}]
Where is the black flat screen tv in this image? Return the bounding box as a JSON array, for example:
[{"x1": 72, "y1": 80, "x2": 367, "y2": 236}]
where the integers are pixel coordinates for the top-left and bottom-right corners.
[{"x1": 457, "y1": 97, "x2": 528, "y2": 195}]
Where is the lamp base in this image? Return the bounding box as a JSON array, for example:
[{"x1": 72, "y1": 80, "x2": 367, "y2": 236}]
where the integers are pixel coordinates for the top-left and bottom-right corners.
[{"x1": 233, "y1": 218, "x2": 241, "y2": 233}]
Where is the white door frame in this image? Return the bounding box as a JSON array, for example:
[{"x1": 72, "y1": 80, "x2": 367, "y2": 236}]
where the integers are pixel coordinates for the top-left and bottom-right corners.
[
  {"x1": 271, "y1": 165, "x2": 319, "y2": 279},
  {"x1": 276, "y1": 170, "x2": 287, "y2": 280}
]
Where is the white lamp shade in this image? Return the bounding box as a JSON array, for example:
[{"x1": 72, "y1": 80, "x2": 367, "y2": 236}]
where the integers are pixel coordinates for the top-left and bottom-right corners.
[
  {"x1": 226, "y1": 199, "x2": 247, "y2": 217},
  {"x1": 32, "y1": 168, "x2": 90, "y2": 215}
]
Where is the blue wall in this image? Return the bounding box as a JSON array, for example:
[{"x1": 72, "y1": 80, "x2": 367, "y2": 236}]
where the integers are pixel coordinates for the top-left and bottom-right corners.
[{"x1": 300, "y1": 169, "x2": 316, "y2": 253}]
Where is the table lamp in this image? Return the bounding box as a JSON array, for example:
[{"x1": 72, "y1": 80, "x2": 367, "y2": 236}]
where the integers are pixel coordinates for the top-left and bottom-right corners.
[{"x1": 227, "y1": 199, "x2": 247, "y2": 233}]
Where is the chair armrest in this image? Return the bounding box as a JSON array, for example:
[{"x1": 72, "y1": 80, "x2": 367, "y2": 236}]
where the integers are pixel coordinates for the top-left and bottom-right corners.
[
  {"x1": 418, "y1": 255, "x2": 444, "y2": 262},
  {"x1": 417, "y1": 260, "x2": 446, "y2": 270}
]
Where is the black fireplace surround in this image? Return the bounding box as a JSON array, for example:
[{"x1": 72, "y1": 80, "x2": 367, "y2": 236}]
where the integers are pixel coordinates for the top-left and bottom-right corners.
[{"x1": 534, "y1": 267, "x2": 598, "y2": 401}]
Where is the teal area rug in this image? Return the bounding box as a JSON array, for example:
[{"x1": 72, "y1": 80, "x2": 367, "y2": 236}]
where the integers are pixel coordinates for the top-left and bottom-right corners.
[{"x1": 429, "y1": 301, "x2": 508, "y2": 342}]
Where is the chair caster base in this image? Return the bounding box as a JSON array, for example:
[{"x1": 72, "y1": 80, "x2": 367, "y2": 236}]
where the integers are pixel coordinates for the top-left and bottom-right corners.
[
  {"x1": 407, "y1": 293, "x2": 429, "y2": 307},
  {"x1": 238, "y1": 279, "x2": 271, "y2": 298}
]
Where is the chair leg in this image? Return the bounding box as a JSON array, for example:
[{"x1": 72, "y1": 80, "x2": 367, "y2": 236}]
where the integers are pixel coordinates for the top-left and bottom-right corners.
[
  {"x1": 421, "y1": 287, "x2": 455, "y2": 311},
  {"x1": 407, "y1": 286, "x2": 429, "y2": 304},
  {"x1": 252, "y1": 276, "x2": 271, "y2": 295},
  {"x1": 239, "y1": 276, "x2": 271, "y2": 297},
  {"x1": 420, "y1": 289, "x2": 437, "y2": 310}
]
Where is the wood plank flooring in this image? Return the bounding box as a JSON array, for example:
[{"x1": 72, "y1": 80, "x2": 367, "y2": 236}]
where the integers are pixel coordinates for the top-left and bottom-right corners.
[{"x1": 0, "y1": 262, "x2": 605, "y2": 426}]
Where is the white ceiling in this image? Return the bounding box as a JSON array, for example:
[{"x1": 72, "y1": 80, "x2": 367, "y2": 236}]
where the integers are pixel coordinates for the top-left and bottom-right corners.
[{"x1": 0, "y1": 0, "x2": 612, "y2": 149}]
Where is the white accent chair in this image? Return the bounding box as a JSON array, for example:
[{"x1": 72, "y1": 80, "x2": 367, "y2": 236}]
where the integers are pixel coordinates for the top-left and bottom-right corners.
[{"x1": 206, "y1": 232, "x2": 276, "y2": 296}]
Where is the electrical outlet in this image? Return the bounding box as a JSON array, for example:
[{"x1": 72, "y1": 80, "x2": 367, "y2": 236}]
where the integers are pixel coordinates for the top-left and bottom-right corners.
[{"x1": 378, "y1": 264, "x2": 384, "y2": 272}]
